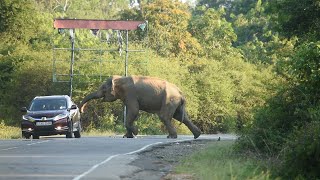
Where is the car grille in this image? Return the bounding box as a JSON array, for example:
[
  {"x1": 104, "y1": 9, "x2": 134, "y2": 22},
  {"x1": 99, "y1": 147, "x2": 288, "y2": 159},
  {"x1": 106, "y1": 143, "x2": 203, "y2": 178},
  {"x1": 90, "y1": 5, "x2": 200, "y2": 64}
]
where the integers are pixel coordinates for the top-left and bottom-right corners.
[{"x1": 31, "y1": 114, "x2": 56, "y2": 119}]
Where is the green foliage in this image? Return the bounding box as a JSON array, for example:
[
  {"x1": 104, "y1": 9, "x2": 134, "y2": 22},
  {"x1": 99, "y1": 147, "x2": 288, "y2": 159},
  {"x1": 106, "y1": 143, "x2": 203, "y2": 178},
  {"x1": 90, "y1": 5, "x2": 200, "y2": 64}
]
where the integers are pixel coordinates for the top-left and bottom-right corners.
[
  {"x1": 197, "y1": 0, "x2": 259, "y2": 18},
  {"x1": 236, "y1": 41, "x2": 320, "y2": 153},
  {"x1": 236, "y1": 40, "x2": 320, "y2": 180},
  {"x1": 189, "y1": 6, "x2": 237, "y2": 59},
  {"x1": 278, "y1": 121, "x2": 320, "y2": 179},
  {"x1": 44, "y1": 0, "x2": 129, "y2": 19},
  {"x1": 187, "y1": 55, "x2": 276, "y2": 133},
  {"x1": 0, "y1": 0, "x2": 52, "y2": 44},
  {"x1": 143, "y1": 0, "x2": 202, "y2": 58},
  {"x1": 269, "y1": 0, "x2": 320, "y2": 40},
  {"x1": 230, "y1": 5, "x2": 320, "y2": 180},
  {"x1": 286, "y1": 42, "x2": 320, "y2": 102},
  {"x1": 236, "y1": 85, "x2": 297, "y2": 154},
  {"x1": 0, "y1": 0, "x2": 35, "y2": 42},
  {"x1": 135, "y1": 113, "x2": 164, "y2": 135}
]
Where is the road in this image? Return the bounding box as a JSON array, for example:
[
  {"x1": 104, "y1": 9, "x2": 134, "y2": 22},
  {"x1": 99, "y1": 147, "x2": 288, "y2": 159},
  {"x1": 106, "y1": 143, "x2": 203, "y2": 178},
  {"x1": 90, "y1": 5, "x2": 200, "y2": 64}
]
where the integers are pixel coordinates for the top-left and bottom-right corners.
[{"x1": 0, "y1": 134, "x2": 236, "y2": 180}]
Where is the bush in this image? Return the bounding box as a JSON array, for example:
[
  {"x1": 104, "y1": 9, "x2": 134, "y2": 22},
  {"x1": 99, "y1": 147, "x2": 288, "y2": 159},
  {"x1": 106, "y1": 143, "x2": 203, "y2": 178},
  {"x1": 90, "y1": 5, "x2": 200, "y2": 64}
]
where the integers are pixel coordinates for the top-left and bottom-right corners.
[
  {"x1": 189, "y1": 56, "x2": 276, "y2": 134},
  {"x1": 236, "y1": 41, "x2": 320, "y2": 179},
  {"x1": 279, "y1": 121, "x2": 320, "y2": 179},
  {"x1": 236, "y1": 86, "x2": 298, "y2": 154},
  {"x1": 0, "y1": 121, "x2": 21, "y2": 139}
]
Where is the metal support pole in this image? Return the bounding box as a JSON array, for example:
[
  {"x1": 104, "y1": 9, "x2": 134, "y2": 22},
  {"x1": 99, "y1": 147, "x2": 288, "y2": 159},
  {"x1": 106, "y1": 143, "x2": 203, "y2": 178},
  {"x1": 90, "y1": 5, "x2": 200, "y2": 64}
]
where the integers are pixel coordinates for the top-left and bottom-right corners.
[
  {"x1": 123, "y1": 30, "x2": 129, "y2": 127},
  {"x1": 69, "y1": 29, "x2": 75, "y2": 98},
  {"x1": 125, "y1": 30, "x2": 129, "y2": 77}
]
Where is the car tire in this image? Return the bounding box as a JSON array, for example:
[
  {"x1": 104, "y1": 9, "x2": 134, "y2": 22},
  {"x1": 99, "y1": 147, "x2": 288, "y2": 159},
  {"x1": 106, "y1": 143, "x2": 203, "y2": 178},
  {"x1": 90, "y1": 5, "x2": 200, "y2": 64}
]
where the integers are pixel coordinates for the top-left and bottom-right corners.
[
  {"x1": 22, "y1": 132, "x2": 31, "y2": 139},
  {"x1": 33, "y1": 134, "x2": 40, "y2": 139},
  {"x1": 66, "y1": 120, "x2": 73, "y2": 138},
  {"x1": 74, "y1": 122, "x2": 81, "y2": 138}
]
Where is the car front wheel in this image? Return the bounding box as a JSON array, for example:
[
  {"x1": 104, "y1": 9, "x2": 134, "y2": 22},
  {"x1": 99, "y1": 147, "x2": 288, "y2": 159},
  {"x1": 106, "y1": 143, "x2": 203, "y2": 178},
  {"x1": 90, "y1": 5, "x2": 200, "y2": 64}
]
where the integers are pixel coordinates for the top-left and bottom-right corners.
[
  {"x1": 33, "y1": 134, "x2": 40, "y2": 139},
  {"x1": 74, "y1": 123, "x2": 81, "y2": 138},
  {"x1": 22, "y1": 132, "x2": 31, "y2": 139},
  {"x1": 66, "y1": 121, "x2": 73, "y2": 138}
]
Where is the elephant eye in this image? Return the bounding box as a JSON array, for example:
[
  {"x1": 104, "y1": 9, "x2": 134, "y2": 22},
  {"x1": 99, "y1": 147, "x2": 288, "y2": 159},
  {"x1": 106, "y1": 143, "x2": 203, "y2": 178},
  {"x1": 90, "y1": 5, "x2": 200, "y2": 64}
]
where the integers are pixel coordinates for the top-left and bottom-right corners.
[
  {"x1": 106, "y1": 79, "x2": 112, "y2": 86},
  {"x1": 108, "y1": 80, "x2": 112, "y2": 86},
  {"x1": 102, "y1": 84, "x2": 108, "y2": 91}
]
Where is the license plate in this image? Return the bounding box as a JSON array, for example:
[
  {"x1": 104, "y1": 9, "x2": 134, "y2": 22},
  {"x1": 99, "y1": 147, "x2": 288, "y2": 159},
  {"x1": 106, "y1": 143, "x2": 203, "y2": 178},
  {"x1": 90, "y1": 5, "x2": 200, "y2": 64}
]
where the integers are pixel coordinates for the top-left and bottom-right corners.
[{"x1": 36, "y1": 121, "x2": 52, "y2": 126}]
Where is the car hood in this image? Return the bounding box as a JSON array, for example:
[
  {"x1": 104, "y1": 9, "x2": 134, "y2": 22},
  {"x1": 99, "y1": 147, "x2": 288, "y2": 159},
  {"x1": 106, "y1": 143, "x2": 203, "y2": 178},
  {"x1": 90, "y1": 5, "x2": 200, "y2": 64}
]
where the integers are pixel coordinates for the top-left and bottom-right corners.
[{"x1": 26, "y1": 110, "x2": 68, "y2": 119}]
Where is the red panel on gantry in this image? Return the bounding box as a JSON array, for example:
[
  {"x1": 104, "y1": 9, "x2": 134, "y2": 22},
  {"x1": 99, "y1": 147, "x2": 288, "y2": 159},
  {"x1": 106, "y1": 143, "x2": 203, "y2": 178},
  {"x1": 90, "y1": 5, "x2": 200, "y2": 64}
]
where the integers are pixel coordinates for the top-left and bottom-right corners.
[{"x1": 54, "y1": 19, "x2": 146, "y2": 30}]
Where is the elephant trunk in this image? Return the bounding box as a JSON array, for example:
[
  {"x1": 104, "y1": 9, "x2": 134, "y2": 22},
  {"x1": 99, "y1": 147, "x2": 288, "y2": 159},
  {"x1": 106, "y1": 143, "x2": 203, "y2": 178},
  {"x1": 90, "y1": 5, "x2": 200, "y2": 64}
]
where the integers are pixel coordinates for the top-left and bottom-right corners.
[{"x1": 79, "y1": 91, "x2": 103, "y2": 113}]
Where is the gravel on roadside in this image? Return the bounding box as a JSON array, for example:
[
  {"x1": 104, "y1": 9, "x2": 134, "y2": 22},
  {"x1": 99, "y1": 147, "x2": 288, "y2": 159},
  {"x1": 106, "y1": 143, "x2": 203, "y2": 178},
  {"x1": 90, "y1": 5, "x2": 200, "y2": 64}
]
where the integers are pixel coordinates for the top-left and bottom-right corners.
[{"x1": 122, "y1": 139, "x2": 217, "y2": 180}]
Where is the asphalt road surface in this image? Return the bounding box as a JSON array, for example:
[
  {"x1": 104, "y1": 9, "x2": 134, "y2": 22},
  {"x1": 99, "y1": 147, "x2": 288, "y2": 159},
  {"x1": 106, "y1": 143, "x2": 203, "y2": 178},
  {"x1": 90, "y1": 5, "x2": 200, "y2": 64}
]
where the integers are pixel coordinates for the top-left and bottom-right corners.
[{"x1": 0, "y1": 134, "x2": 236, "y2": 180}]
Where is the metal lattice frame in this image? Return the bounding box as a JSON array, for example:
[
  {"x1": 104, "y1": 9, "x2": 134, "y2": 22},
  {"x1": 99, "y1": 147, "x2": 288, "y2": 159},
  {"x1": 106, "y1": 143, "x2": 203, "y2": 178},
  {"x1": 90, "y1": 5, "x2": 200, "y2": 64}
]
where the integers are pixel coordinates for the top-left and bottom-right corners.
[
  {"x1": 53, "y1": 19, "x2": 148, "y2": 126},
  {"x1": 52, "y1": 19, "x2": 148, "y2": 98}
]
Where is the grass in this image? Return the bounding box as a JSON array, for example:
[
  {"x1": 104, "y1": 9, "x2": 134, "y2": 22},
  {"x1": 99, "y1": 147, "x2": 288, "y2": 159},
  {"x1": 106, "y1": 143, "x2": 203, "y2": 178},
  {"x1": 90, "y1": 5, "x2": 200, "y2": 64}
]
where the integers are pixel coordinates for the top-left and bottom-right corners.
[
  {"x1": 175, "y1": 140, "x2": 274, "y2": 180},
  {"x1": 0, "y1": 122, "x2": 21, "y2": 139}
]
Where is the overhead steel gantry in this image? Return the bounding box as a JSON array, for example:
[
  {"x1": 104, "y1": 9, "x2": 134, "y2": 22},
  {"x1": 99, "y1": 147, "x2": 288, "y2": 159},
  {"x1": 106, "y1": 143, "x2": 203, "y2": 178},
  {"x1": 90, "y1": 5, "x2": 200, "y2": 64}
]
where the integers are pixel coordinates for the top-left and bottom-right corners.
[
  {"x1": 53, "y1": 19, "x2": 147, "y2": 98},
  {"x1": 53, "y1": 19, "x2": 148, "y2": 126}
]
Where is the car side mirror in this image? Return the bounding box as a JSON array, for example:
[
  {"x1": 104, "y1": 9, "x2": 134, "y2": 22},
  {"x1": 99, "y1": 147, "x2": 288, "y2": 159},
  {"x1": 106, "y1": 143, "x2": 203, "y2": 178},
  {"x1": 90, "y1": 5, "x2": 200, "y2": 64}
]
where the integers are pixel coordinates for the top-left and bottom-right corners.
[
  {"x1": 69, "y1": 104, "x2": 77, "y2": 110},
  {"x1": 21, "y1": 107, "x2": 28, "y2": 112}
]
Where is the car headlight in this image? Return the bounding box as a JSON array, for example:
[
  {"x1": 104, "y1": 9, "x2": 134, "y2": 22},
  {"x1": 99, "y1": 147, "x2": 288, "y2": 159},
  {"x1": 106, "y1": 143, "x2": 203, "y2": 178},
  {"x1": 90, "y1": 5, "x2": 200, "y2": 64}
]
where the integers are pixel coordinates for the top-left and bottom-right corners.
[
  {"x1": 54, "y1": 114, "x2": 68, "y2": 121},
  {"x1": 22, "y1": 115, "x2": 29, "y2": 120},
  {"x1": 22, "y1": 115, "x2": 35, "y2": 122}
]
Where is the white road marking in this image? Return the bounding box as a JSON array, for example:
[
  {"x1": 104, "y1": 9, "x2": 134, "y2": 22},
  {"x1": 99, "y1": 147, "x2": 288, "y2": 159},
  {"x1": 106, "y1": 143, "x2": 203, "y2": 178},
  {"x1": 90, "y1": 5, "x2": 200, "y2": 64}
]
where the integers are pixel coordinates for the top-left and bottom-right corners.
[
  {"x1": 0, "y1": 147, "x2": 18, "y2": 151},
  {"x1": 0, "y1": 155, "x2": 112, "y2": 158},
  {"x1": 0, "y1": 155, "x2": 65, "y2": 158},
  {"x1": 0, "y1": 174, "x2": 76, "y2": 177},
  {"x1": 72, "y1": 141, "x2": 163, "y2": 180},
  {"x1": 26, "y1": 140, "x2": 50, "y2": 146},
  {"x1": 0, "y1": 140, "x2": 50, "y2": 151}
]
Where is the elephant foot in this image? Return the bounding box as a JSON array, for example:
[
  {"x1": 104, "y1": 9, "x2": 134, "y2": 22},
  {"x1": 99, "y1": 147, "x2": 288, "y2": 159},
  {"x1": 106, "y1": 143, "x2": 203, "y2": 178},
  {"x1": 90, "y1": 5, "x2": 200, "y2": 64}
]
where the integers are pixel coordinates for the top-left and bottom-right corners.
[
  {"x1": 123, "y1": 132, "x2": 135, "y2": 138},
  {"x1": 193, "y1": 129, "x2": 201, "y2": 139},
  {"x1": 132, "y1": 127, "x2": 138, "y2": 136},
  {"x1": 167, "y1": 134, "x2": 177, "y2": 139},
  {"x1": 123, "y1": 135, "x2": 135, "y2": 138}
]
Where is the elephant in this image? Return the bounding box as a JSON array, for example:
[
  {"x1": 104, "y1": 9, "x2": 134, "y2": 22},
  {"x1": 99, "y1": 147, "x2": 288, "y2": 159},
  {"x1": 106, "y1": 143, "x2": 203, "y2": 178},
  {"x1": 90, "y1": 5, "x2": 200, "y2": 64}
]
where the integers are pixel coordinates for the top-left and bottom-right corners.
[{"x1": 79, "y1": 75, "x2": 201, "y2": 139}]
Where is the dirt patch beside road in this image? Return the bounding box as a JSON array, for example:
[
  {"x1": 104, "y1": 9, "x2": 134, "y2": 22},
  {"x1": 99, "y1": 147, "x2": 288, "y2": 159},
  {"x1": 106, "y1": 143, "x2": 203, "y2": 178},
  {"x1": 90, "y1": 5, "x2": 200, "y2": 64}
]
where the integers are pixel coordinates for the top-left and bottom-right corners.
[{"x1": 122, "y1": 139, "x2": 216, "y2": 180}]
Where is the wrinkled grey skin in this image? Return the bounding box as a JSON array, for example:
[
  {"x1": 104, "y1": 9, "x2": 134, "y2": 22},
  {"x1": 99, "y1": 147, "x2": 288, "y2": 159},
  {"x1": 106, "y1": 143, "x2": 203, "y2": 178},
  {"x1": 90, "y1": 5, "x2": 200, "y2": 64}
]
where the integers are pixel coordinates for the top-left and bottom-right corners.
[{"x1": 79, "y1": 75, "x2": 201, "y2": 139}]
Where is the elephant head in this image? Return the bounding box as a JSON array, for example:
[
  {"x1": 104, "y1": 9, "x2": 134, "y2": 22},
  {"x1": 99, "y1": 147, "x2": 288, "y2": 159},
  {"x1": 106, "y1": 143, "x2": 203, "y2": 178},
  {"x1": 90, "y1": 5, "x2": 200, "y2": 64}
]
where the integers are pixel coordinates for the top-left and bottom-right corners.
[{"x1": 79, "y1": 75, "x2": 122, "y2": 113}]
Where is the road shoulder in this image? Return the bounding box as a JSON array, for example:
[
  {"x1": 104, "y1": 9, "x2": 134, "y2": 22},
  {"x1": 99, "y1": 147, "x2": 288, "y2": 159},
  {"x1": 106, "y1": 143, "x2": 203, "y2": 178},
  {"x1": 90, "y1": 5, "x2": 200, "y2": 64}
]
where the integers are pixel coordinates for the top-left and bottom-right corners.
[{"x1": 123, "y1": 139, "x2": 216, "y2": 180}]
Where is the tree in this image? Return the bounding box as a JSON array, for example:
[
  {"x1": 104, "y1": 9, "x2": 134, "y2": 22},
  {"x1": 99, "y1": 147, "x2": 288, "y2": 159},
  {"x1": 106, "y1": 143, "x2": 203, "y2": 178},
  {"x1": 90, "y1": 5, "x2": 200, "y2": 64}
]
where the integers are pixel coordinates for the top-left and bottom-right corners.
[
  {"x1": 142, "y1": 0, "x2": 202, "y2": 58},
  {"x1": 0, "y1": 0, "x2": 42, "y2": 43},
  {"x1": 189, "y1": 6, "x2": 237, "y2": 60},
  {"x1": 60, "y1": 0, "x2": 129, "y2": 19},
  {"x1": 0, "y1": 0, "x2": 53, "y2": 123},
  {"x1": 269, "y1": 0, "x2": 320, "y2": 41},
  {"x1": 197, "y1": 0, "x2": 261, "y2": 20}
]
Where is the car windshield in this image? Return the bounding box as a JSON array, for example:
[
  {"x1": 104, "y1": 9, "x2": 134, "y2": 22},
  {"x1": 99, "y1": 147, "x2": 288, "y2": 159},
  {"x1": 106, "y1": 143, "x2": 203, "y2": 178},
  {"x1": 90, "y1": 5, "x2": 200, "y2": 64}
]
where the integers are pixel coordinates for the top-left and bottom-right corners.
[{"x1": 29, "y1": 98, "x2": 67, "y2": 111}]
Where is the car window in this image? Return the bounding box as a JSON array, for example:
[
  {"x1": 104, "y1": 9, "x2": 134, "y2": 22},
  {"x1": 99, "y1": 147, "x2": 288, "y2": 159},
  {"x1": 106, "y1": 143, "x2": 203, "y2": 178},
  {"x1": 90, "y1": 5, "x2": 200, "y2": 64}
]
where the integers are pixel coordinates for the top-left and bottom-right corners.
[{"x1": 30, "y1": 99, "x2": 67, "y2": 111}]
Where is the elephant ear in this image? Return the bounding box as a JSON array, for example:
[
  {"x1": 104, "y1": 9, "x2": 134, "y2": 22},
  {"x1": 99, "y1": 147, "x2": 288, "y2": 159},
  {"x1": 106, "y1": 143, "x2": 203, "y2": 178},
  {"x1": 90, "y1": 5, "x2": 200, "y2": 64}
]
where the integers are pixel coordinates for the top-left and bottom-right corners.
[
  {"x1": 111, "y1": 76, "x2": 124, "y2": 97},
  {"x1": 111, "y1": 76, "x2": 133, "y2": 97},
  {"x1": 111, "y1": 79, "x2": 118, "y2": 96}
]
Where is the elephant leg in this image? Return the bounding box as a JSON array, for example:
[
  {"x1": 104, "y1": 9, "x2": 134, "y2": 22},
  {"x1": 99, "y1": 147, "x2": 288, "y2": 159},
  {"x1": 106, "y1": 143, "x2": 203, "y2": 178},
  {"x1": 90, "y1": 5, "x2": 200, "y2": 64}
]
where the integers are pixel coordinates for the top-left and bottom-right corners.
[
  {"x1": 123, "y1": 105, "x2": 139, "y2": 138},
  {"x1": 173, "y1": 109, "x2": 201, "y2": 139},
  {"x1": 158, "y1": 107, "x2": 177, "y2": 139}
]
